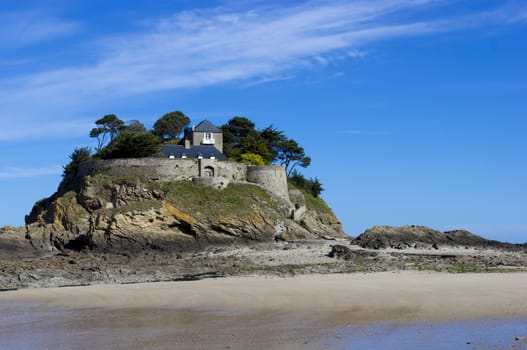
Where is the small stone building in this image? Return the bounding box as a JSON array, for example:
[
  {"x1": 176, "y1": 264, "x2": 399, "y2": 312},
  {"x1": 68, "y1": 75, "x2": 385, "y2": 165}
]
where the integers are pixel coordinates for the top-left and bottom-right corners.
[{"x1": 160, "y1": 120, "x2": 226, "y2": 161}]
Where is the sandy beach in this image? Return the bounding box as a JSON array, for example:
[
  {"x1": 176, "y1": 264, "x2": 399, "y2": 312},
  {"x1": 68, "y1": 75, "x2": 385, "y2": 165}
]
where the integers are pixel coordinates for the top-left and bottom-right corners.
[
  {"x1": 1, "y1": 272, "x2": 527, "y2": 349},
  {"x1": 2, "y1": 271, "x2": 527, "y2": 323}
]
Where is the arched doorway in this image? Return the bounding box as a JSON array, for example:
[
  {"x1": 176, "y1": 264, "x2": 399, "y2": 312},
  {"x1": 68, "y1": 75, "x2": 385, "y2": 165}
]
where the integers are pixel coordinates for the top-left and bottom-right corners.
[{"x1": 204, "y1": 166, "x2": 214, "y2": 177}]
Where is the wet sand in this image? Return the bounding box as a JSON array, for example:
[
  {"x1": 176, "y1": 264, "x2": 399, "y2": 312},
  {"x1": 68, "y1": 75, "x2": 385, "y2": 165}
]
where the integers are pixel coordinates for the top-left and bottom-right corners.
[{"x1": 1, "y1": 272, "x2": 527, "y2": 349}]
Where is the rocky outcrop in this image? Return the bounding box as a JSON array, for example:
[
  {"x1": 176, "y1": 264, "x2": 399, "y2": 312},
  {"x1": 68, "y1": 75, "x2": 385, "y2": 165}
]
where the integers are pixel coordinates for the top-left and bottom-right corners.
[
  {"x1": 21, "y1": 173, "x2": 346, "y2": 255},
  {"x1": 353, "y1": 225, "x2": 523, "y2": 250},
  {"x1": 0, "y1": 226, "x2": 36, "y2": 259}
]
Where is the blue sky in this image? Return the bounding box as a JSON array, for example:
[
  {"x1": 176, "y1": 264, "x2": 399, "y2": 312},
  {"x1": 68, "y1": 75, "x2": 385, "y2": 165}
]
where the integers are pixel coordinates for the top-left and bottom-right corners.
[{"x1": 0, "y1": 0, "x2": 526, "y2": 242}]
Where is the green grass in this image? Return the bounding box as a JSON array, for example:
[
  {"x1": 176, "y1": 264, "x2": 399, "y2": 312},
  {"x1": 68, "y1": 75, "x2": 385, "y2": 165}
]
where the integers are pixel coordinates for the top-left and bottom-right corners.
[
  {"x1": 445, "y1": 262, "x2": 527, "y2": 273},
  {"x1": 304, "y1": 194, "x2": 335, "y2": 215},
  {"x1": 58, "y1": 191, "x2": 89, "y2": 224},
  {"x1": 159, "y1": 181, "x2": 283, "y2": 219},
  {"x1": 90, "y1": 173, "x2": 140, "y2": 186},
  {"x1": 288, "y1": 181, "x2": 335, "y2": 215},
  {"x1": 240, "y1": 262, "x2": 341, "y2": 273},
  {"x1": 61, "y1": 190, "x2": 77, "y2": 203},
  {"x1": 94, "y1": 199, "x2": 162, "y2": 216},
  {"x1": 85, "y1": 176, "x2": 285, "y2": 220}
]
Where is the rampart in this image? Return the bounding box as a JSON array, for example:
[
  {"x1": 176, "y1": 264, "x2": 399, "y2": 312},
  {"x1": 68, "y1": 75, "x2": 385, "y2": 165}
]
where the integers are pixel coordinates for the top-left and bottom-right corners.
[
  {"x1": 246, "y1": 166, "x2": 289, "y2": 202},
  {"x1": 77, "y1": 158, "x2": 291, "y2": 202}
]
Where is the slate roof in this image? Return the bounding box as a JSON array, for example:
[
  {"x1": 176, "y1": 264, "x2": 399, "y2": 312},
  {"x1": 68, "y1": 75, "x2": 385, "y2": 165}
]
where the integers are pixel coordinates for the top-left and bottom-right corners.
[
  {"x1": 194, "y1": 120, "x2": 222, "y2": 133},
  {"x1": 160, "y1": 144, "x2": 227, "y2": 160}
]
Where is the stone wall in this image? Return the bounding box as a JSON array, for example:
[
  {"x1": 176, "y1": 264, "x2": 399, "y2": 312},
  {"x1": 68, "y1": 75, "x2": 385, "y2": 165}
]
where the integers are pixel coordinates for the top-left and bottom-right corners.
[
  {"x1": 77, "y1": 158, "x2": 290, "y2": 202},
  {"x1": 77, "y1": 158, "x2": 199, "y2": 182},
  {"x1": 198, "y1": 159, "x2": 247, "y2": 181},
  {"x1": 192, "y1": 177, "x2": 230, "y2": 190},
  {"x1": 247, "y1": 166, "x2": 290, "y2": 202}
]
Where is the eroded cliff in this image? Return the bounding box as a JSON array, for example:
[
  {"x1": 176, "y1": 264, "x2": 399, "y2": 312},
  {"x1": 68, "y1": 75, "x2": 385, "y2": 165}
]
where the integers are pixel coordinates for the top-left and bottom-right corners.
[{"x1": 23, "y1": 173, "x2": 346, "y2": 255}]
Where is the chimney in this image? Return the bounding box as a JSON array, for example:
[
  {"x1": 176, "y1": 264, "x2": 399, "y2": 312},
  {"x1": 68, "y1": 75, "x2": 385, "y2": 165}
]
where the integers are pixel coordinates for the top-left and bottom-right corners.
[{"x1": 184, "y1": 138, "x2": 191, "y2": 149}]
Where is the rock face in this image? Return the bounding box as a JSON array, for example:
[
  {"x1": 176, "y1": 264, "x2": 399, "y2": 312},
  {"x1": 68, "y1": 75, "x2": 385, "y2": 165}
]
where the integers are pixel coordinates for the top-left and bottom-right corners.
[
  {"x1": 0, "y1": 226, "x2": 35, "y2": 259},
  {"x1": 22, "y1": 173, "x2": 347, "y2": 255},
  {"x1": 353, "y1": 225, "x2": 521, "y2": 250}
]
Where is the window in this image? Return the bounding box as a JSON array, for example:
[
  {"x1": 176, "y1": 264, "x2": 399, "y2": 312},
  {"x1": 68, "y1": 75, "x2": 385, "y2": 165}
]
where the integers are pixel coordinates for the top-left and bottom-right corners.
[{"x1": 202, "y1": 132, "x2": 215, "y2": 144}]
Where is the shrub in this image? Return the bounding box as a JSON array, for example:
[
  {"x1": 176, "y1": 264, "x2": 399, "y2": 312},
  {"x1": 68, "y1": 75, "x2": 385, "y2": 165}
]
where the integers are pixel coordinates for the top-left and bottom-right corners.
[
  {"x1": 63, "y1": 147, "x2": 92, "y2": 177},
  {"x1": 98, "y1": 131, "x2": 161, "y2": 159},
  {"x1": 240, "y1": 152, "x2": 266, "y2": 165},
  {"x1": 288, "y1": 171, "x2": 324, "y2": 198}
]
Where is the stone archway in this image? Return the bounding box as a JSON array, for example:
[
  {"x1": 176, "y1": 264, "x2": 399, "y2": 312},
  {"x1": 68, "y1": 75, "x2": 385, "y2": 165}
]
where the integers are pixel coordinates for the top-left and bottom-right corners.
[{"x1": 204, "y1": 166, "x2": 215, "y2": 177}]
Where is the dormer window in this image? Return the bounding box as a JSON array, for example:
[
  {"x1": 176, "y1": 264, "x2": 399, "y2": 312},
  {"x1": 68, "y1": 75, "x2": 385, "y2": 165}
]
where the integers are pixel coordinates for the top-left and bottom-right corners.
[{"x1": 202, "y1": 132, "x2": 215, "y2": 145}]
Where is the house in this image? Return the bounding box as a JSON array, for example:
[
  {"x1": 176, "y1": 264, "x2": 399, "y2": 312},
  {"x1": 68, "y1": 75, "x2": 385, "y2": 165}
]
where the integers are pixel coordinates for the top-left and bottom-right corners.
[{"x1": 160, "y1": 120, "x2": 227, "y2": 161}]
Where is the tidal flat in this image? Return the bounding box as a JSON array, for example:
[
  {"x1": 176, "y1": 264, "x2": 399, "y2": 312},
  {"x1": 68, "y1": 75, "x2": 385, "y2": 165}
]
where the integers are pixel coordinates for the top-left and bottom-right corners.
[{"x1": 1, "y1": 272, "x2": 527, "y2": 349}]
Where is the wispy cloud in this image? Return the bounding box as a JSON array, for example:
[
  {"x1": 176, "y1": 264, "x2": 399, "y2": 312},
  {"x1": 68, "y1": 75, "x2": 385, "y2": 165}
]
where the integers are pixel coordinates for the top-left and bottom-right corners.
[
  {"x1": 488, "y1": 1, "x2": 527, "y2": 24},
  {"x1": 0, "y1": 11, "x2": 79, "y2": 48},
  {"x1": 0, "y1": 166, "x2": 62, "y2": 180},
  {"x1": 0, "y1": 119, "x2": 93, "y2": 142},
  {"x1": 3, "y1": 1, "x2": 519, "y2": 97},
  {"x1": 1, "y1": 0, "x2": 526, "y2": 140}
]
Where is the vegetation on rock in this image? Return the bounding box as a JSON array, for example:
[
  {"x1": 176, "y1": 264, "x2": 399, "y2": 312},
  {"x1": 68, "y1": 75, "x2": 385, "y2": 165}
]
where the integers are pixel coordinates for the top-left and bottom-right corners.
[
  {"x1": 68, "y1": 111, "x2": 322, "y2": 192},
  {"x1": 159, "y1": 181, "x2": 283, "y2": 220},
  {"x1": 288, "y1": 171, "x2": 323, "y2": 198},
  {"x1": 63, "y1": 147, "x2": 92, "y2": 177},
  {"x1": 51, "y1": 112, "x2": 339, "y2": 253}
]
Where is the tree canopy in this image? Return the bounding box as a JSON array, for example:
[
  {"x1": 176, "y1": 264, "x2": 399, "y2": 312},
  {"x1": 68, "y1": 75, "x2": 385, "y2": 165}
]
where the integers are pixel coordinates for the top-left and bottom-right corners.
[
  {"x1": 222, "y1": 116, "x2": 256, "y2": 139},
  {"x1": 153, "y1": 111, "x2": 190, "y2": 140},
  {"x1": 97, "y1": 120, "x2": 161, "y2": 159},
  {"x1": 63, "y1": 147, "x2": 92, "y2": 177},
  {"x1": 221, "y1": 117, "x2": 312, "y2": 177},
  {"x1": 275, "y1": 139, "x2": 311, "y2": 177},
  {"x1": 89, "y1": 114, "x2": 125, "y2": 152},
  {"x1": 77, "y1": 112, "x2": 322, "y2": 194}
]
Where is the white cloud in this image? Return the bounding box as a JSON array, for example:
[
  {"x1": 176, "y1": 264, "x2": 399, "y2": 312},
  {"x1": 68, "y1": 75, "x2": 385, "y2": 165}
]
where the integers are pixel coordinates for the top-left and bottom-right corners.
[
  {"x1": 0, "y1": 1, "x2": 457, "y2": 100},
  {"x1": 0, "y1": 119, "x2": 93, "y2": 141},
  {"x1": 0, "y1": 11, "x2": 79, "y2": 48},
  {"x1": 0, "y1": 166, "x2": 62, "y2": 180},
  {"x1": 1, "y1": 0, "x2": 526, "y2": 140},
  {"x1": 488, "y1": 2, "x2": 527, "y2": 24},
  {"x1": 347, "y1": 50, "x2": 368, "y2": 58}
]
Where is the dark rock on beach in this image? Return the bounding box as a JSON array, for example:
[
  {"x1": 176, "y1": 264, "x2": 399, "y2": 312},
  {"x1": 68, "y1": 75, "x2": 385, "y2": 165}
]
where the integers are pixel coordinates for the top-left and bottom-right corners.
[{"x1": 352, "y1": 225, "x2": 525, "y2": 251}]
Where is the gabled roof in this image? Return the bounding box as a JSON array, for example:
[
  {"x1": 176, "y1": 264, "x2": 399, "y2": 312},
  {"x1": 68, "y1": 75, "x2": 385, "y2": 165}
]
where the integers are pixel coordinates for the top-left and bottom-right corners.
[
  {"x1": 160, "y1": 144, "x2": 227, "y2": 160},
  {"x1": 194, "y1": 120, "x2": 222, "y2": 133}
]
